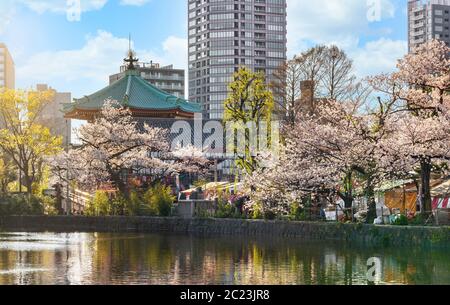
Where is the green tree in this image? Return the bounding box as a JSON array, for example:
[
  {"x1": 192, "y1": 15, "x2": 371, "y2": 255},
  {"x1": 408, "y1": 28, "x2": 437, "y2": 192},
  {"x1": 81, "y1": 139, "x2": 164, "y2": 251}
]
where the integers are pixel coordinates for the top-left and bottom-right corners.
[
  {"x1": 224, "y1": 67, "x2": 274, "y2": 174},
  {"x1": 85, "y1": 191, "x2": 110, "y2": 216},
  {"x1": 143, "y1": 184, "x2": 175, "y2": 217},
  {"x1": 0, "y1": 89, "x2": 62, "y2": 195}
]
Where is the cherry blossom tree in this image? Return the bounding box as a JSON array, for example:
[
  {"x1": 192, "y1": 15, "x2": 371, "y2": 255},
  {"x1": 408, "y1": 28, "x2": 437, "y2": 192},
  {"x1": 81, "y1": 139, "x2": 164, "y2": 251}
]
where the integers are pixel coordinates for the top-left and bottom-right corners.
[
  {"x1": 244, "y1": 40, "x2": 449, "y2": 221},
  {"x1": 244, "y1": 99, "x2": 384, "y2": 221},
  {"x1": 49, "y1": 101, "x2": 209, "y2": 199},
  {"x1": 369, "y1": 40, "x2": 450, "y2": 217}
]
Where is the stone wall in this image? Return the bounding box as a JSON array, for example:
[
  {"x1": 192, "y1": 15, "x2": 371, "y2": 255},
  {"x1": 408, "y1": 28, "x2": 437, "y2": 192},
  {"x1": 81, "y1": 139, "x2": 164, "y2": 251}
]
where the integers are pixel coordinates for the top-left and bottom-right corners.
[
  {"x1": 0, "y1": 216, "x2": 448, "y2": 248},
  {"x1": 174, "y1": 200, "x2": 216, "y2": 218}
]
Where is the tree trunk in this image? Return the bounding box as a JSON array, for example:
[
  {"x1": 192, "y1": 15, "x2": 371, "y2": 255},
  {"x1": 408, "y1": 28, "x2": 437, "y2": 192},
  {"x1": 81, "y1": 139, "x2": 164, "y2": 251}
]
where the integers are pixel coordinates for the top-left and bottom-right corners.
[
  {"x1": 108, "y1": 168, "x2": 129, "y2": 216},
  {"x1": 23, "y1": 172, "x2": 33, "y2": 196},
  {"x1": 55, "y1": 183, "x2": 64, "y2": 215},
  {"x1": 342, "y1": 171, "x2": 353, "y2": 220},
  {"x1": 420, "y1": 160, "x2": 432, "y2": 219},
  {"x1": 365, "y1": 178, "x2": 377, "y2": 224},
  {"x1": 337, "y1": 192, "x2": 353, "y2": 221},
  {"x1": 1, "y1": 179, "x2": 7, "y2": 193},
  {"x1": 343, "y1": 196, "x2": 353, "y2": 209},
  {"x1": 20, "y1": 162, "x2": 34, "y2": 195}
]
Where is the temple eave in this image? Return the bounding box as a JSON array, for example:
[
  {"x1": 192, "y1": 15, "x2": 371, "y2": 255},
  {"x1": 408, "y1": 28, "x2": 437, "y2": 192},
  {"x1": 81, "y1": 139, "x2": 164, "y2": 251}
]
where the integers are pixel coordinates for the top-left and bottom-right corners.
[{"x1": 64, "y1": 107, "x2": 196, "y2": 121}]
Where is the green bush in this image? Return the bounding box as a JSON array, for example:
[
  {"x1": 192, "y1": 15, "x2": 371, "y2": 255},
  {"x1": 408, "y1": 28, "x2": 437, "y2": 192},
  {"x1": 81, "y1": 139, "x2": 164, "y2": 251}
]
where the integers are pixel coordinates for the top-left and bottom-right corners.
[
  {"x1": 111, "y1": 194, "x2": 127, "y2": 216},
  {"x1": 85, "y1": 190, "x2": 143, "y2": 216},
  {"x1": 83, "y1": 186, "x2": 175, "y2": 217},
  {"x1": 247, "y1": 204, "x2": 277, "y2": 220},
  {"x1": 289, "y1": 202, "x2": 304, "y2": 221},
  {"x1": 408, "y1": 214, "x2": 425, "y2": 226},
  {"x1": 143, "y1": 184, "x2": 175, "y2": 217},
  {"x1": 215, "y1": 201, "x2": 236, "y2": 218},
  {"x1": 263, "y1": 210, "x2": 277, "y2": 220},
  {"x1": 141, "y1": 188, "x2": 155, "y2": 216},
  {"x1": 250, "y1": 204, "x2": 264, "y2": 220},
  {"x1": 85, "y1": 191, "x2": 110, "y2": 216},
  {"x1": 40, "y1": 195, "x2": 58, "y2": 216},
  {"x1": 0, "y1": 194, "x2": 44, "y2": 216},
  {"x1": 392, "y1": 214, "x2": 409, "y2": 226},
  {"x1": 125, "y1": 190, "x2": 142, "y2": 216}
]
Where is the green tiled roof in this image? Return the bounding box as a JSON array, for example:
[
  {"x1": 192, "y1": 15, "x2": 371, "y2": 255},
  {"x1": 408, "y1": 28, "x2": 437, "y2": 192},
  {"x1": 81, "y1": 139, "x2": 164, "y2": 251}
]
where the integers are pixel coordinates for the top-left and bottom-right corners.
[{"x1": 63, "y1": 70, "x2": 201, "y2": 114}]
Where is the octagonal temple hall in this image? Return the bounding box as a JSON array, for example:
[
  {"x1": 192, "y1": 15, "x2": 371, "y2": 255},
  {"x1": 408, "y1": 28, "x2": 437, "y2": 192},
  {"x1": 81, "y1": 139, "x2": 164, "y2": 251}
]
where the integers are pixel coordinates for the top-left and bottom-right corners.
[
  {"x1": 63, "y1": 51, "x2": 201, "y2": 121},
  {"x1": 62, "y1": 51, "x2": 228, "y2": 182}
]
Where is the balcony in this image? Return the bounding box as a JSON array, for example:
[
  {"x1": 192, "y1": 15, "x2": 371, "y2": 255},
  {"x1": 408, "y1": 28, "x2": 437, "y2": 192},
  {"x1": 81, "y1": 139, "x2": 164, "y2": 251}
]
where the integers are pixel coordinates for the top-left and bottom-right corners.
[
  {"x1": 411, "y1": 21, "x2": 425, "y2": 28},
  {"x1": 142, "y1": 74, "x2": 185, "y2": 81},
  {"x1": 411, "y1": 6, "x2": 424, "y2": 14},
  {"x1": 411, "y1": 30, "x2": 425, "y2": 36},
  {"x1": 411, "y1": 37, "x2": 425, "y2": 44},
  {"x1": 155, "y1": 84, "x2": 184, "y2": 91},
  {"x1": 411, "y1": 13, "x2": 425, "y2": 20}
]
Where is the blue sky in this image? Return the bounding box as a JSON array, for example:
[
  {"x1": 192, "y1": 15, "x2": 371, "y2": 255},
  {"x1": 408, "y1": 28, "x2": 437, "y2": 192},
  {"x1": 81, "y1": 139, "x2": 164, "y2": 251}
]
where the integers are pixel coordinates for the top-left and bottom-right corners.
[{"x1": 0, "y1": 0, "x2": 409, "y2": 101}]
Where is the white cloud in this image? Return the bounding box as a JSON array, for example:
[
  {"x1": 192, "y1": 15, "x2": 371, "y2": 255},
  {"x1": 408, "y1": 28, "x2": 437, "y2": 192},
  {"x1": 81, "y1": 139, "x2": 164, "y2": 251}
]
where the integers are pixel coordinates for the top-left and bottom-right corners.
[
  {"x1": 287, "y1": 0, "x2": 396, "y2": 55},
  {"x1": 351, "y1": 38, "x2": 407, "y2": 78},
  {"x1": 0, "y1": 0, "x2": 151, "y2": 33},
  {"x1": 0, "y1": 1, "x2": 16, "y2": 34},
  {"x1": 119, "y1": 0, "x2": 151, "y2": 6},
  {"x1": 18, "y1": 0, "x2": 108, "y2": 14},
  {"x1": 286, "y1": 0, "x2": 403, "y2": 77},
  {"x1": 0, "y1": 0, "x2": 108, "y2": 32},
  {"x1": 18, "y1": 31, "x2": 127, "y2": 83},
  {"x1": 162, "y1": 36, "x2": 188, "y2": 69},
  {"x1": 16, "y1": 30, "x2": 188, "y2": 96},
  {"x1": 15, "y1": 0, "x2": 149, "y2": 14}
]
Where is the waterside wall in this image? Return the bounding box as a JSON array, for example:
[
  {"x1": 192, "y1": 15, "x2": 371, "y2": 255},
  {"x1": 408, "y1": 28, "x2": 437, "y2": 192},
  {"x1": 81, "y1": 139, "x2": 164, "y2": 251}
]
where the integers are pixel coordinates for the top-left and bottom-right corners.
[{"x1": 0, "y1": 216, "x2": 448, "y2": 248}]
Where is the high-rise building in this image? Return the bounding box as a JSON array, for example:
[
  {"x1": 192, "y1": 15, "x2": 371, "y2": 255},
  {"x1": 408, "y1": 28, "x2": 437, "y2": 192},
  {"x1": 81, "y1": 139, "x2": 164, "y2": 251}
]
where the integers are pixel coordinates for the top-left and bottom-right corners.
[
  {"x1": 188, "y1": 0, "x2": 287, "y2": 119},
  {"x1": 36, "y1": 84, "x2": 72, "y2": 147},
  {"x1": 408, "y1": 0, "x2": 450, "y2": 53},
  {"x1": 110, "y1": 61, "x2": 185, "y2": 98},
  {"x1": 0, "y1": 43, "x2": 15, "y2": 89}
]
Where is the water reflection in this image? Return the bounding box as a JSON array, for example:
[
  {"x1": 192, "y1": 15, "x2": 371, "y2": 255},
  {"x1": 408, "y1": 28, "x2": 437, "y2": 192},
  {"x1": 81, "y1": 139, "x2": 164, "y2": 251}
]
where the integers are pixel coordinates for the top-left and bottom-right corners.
[{"x1": 0, "y1": 232, "x2": 448, "y2": 285}]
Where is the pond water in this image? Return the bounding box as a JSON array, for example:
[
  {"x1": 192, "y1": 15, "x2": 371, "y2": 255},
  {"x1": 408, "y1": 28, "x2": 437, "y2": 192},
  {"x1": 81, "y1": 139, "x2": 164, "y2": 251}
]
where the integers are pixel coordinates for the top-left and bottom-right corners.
[{"x1": 0, "y1": 232, "x2": 448, "y2": 285}]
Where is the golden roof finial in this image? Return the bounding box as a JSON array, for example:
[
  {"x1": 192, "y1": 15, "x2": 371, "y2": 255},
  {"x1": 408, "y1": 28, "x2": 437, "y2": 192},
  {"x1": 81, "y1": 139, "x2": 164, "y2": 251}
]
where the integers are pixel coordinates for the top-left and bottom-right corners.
[{"x1": 124, "y1": 34, "x2": 139, "y2": 70}]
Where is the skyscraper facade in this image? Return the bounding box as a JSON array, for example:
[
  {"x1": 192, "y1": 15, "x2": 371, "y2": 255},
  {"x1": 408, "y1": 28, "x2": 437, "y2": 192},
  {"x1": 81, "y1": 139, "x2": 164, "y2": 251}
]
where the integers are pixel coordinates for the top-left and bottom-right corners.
[
  {"x1": 408, "y1": 0, "x2": 450, "y2": 53},
  {"x1": 0, "y1": 43, "x2": 15, "y2": 89},
  {"x1": 188, "y1": 0, "x2": 287, "y2": 119}
]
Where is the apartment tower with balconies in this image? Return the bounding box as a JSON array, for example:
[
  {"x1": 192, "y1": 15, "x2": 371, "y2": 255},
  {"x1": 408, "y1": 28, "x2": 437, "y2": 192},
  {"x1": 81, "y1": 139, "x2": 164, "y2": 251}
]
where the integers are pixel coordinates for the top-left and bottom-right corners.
[
  {"x1": 408, "y1": 0, "x2": 450, "y2": 52},
  {"x1": 188, "y1": 0, "x2": 287, "y2": 119}
]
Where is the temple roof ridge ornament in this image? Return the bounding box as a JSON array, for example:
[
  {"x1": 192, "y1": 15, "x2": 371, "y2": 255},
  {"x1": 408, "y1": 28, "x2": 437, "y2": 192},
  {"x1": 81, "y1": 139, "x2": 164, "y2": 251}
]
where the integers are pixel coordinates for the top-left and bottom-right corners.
[{"x1": 124, "y1": 34, "x2": 139, "y2": 71}]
